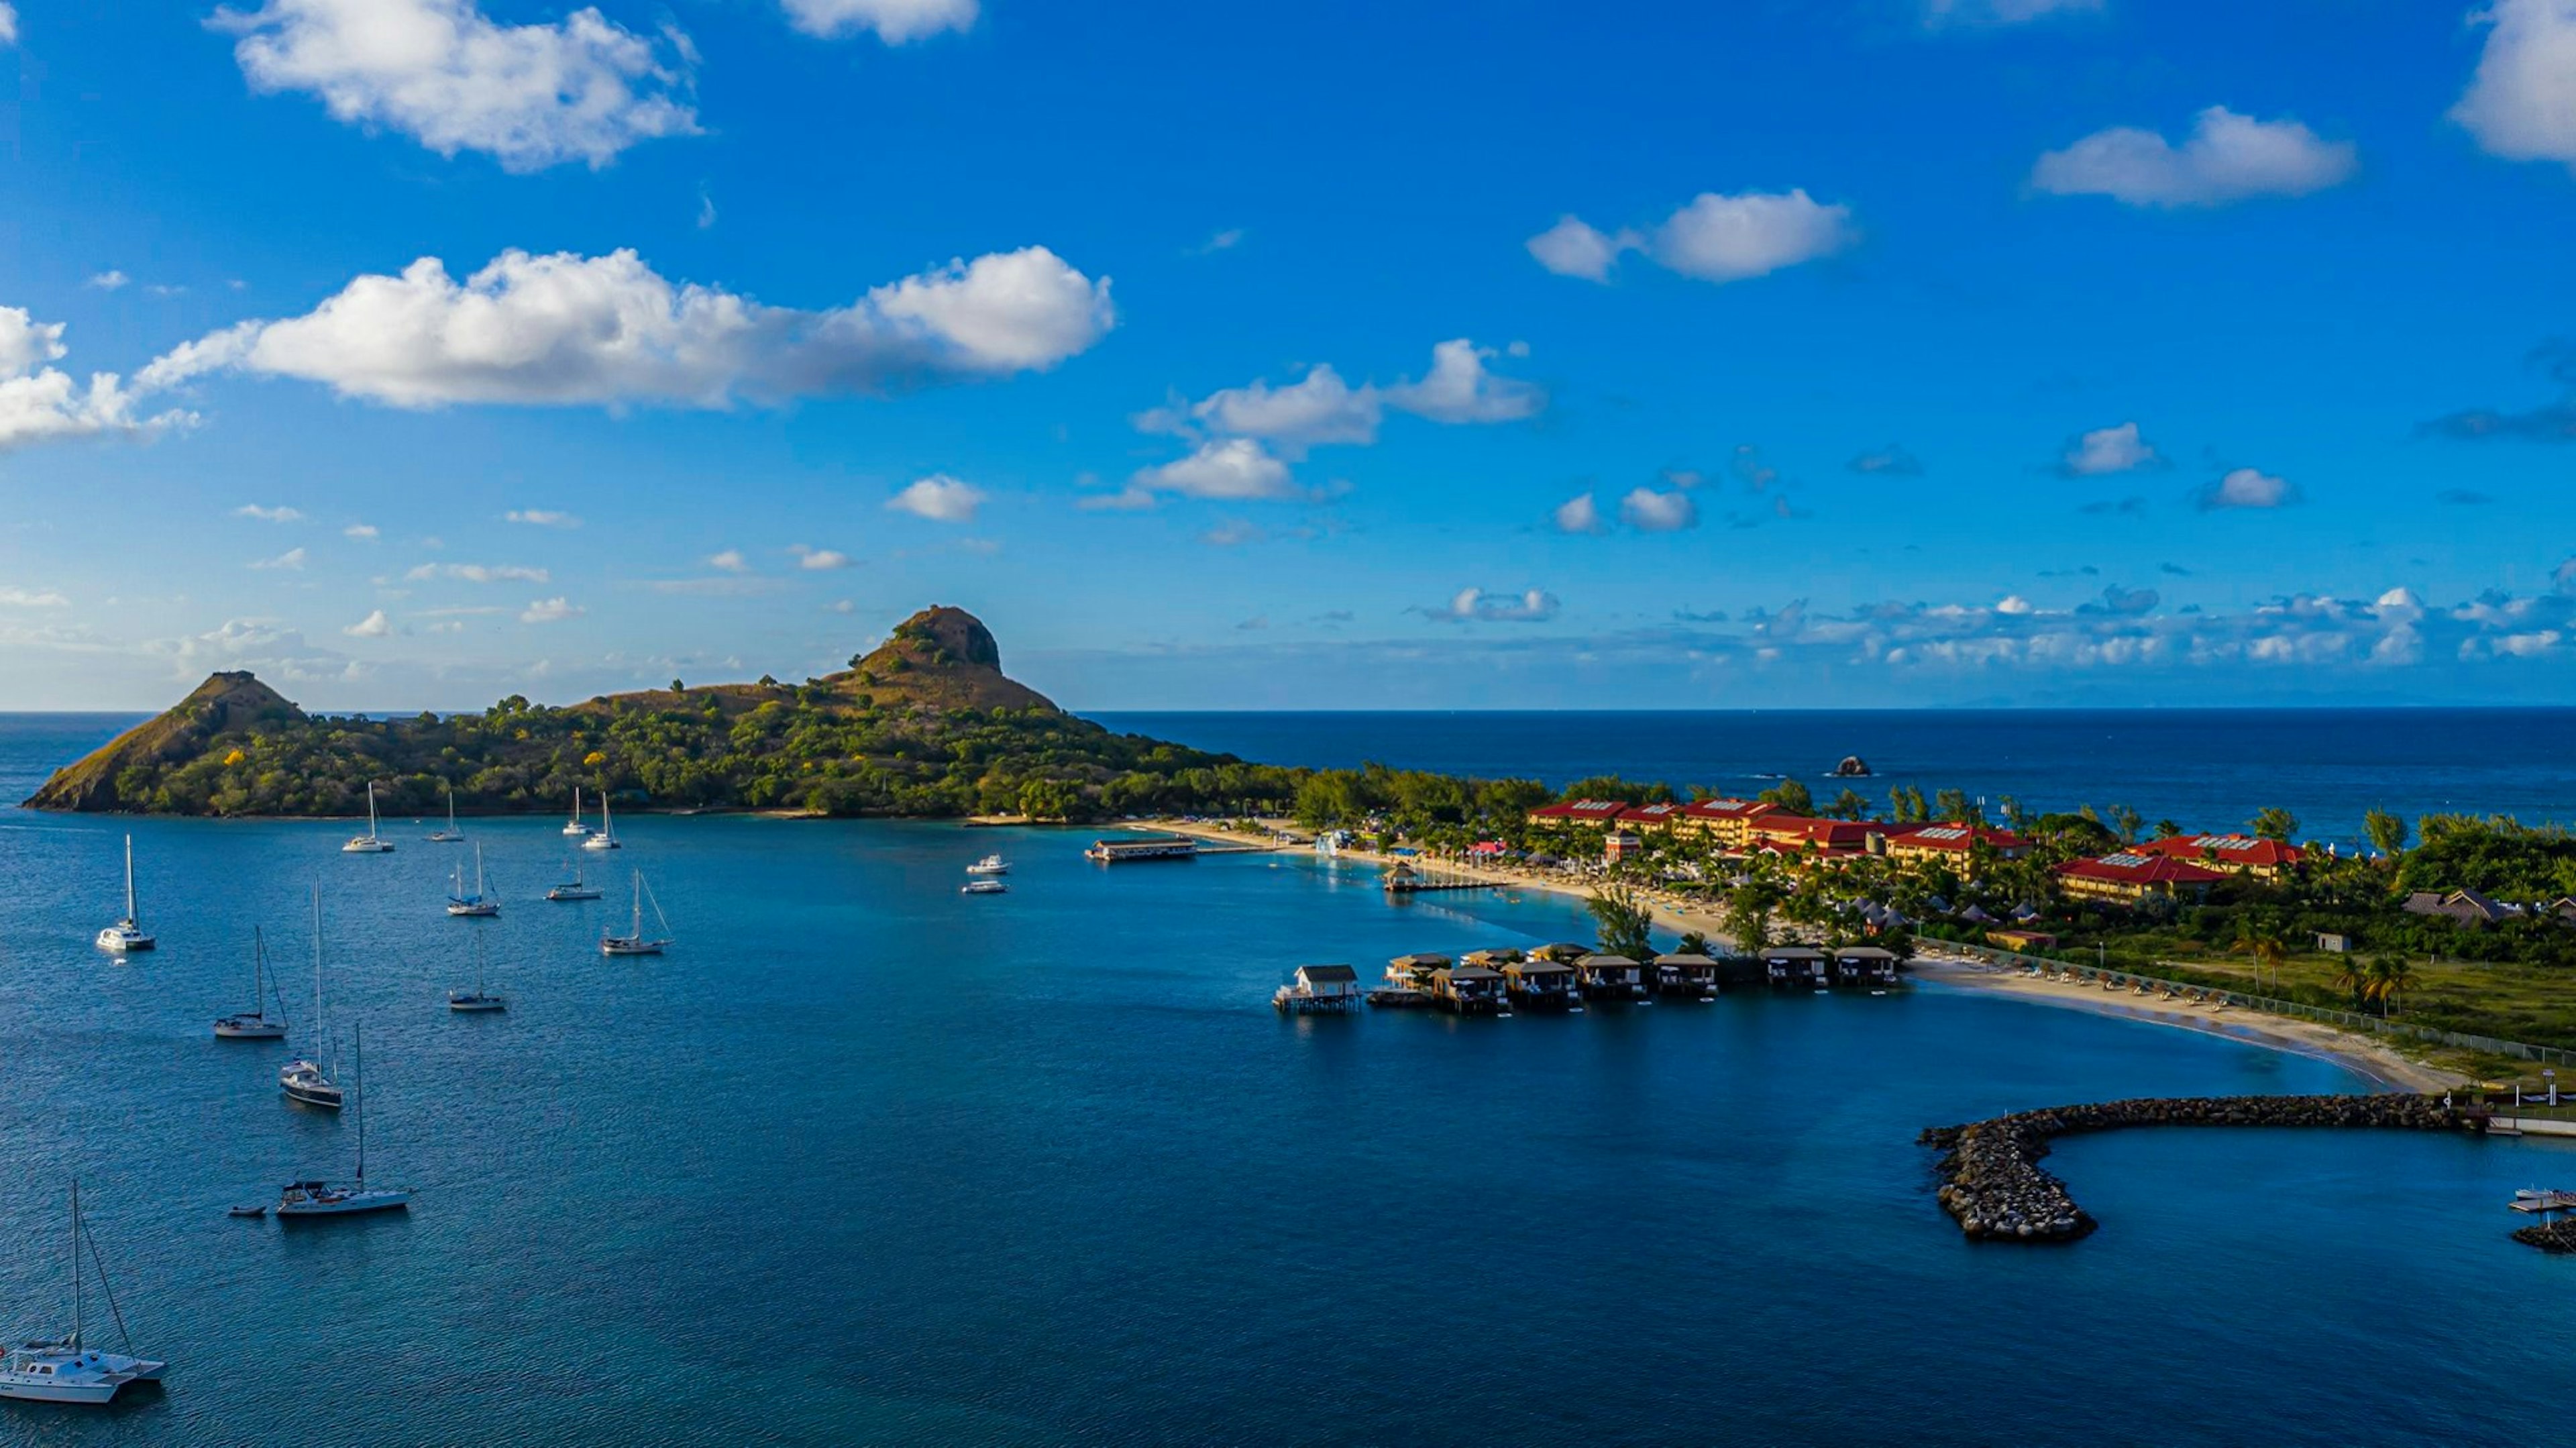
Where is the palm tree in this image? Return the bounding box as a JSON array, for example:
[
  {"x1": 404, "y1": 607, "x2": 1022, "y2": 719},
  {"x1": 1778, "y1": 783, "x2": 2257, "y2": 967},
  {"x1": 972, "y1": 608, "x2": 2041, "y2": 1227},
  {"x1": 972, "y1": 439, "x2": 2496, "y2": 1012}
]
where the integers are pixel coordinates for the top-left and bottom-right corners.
[
  {"x1": 2231, "y1": 923, "x2": 2286, "y2": 995},
  {"x1": 1589, "y1": 886, "x2": 1655, "y2": 962},
  {"x1": 2331, "y1": 957, "x2": 2370, "y2": 1011},
  {"x1": 2365, "y1": 956, "x2": 2418, "y2": 1018},
  {"x1": 2363, "y1": 807, "x2": 2408, "y2": 860},
  {"x1": 2249, "y1": 806, "x2": 2300, "y2": 843}
]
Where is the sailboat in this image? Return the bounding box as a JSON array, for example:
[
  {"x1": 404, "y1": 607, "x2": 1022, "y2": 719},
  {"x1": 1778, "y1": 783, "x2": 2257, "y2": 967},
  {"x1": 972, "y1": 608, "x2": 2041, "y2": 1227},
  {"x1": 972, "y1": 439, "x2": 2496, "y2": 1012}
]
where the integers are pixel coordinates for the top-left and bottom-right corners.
[
  {"x1": 562, "y1": 785, "x2": 592, "y2": 837},
  {"x1": 279, "y1": 886, "x2": 344, "y2": 1110},
  {"x1": 93, "y1": 834, "x2": 156, "y2": 953},
  {"x1": 600, "y1": 871, "x2": 672, "y2": 956},
  {"x1": 447, "y1": 935, "x2": 504, "y2": 1013},
  {"x1": 426, "y1": 788, "x2": 464, "y2": 843},
  {"x1": 444, "y1": 843, "x2": 499, "y2": 918},
  {"x1": 214, "y1": 927, "x2": 290, "y2": 1040},
  {"x1": 545, "y1": 860, "x2": 602, "y2": 902},
  {"x1": 341, "y1": 782, "x2": 394, "y2": 854},
  {"x1": 580, "y1": 792, "x2": 621, "y2": 851},
  {"x1": 277, "y1": 1025, "x2": 411, "y2": 1219},
  {"x1": 0, "y1": 1182, "x2": 167, "y2": 1404}
]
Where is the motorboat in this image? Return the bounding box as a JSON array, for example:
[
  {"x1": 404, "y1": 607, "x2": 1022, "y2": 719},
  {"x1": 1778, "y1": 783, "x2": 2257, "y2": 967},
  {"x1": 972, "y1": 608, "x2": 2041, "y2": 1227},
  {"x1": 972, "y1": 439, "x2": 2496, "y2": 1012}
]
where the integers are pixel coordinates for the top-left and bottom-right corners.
[
  {"x1": 966, "y1": 854, "x2": 1010, "y2": 876},
  {"x1": 277, "y1": 1026, "x2": 411, "y2": 1220},
  {"x1": 280, "y1": 886, "x2": 343, "y2": 1110},
  {"x1": 214, "y1": 927, "x2": 290, "y2": 1039},
  {"x1": 600, "y1": 871, "x2": 672, "y2": 956},
  {"x1": 445, "y1": 843, "x2": 499, "y2": 918},
  {"x1": 545, "y1": 862, "x2": 602, "y2": 902},
  {"x1": 563, "y1": 786, "x2": 592, "y2": 837},
  {"x1": 961, "y1": 879, "x2": 1008, "y2": 895},
  {"x1": 426, "y1": 788, "x2": 464, "y2": 842},
  {"x1": 581, "y1": 792, "x2": 622, "y2": 851},
  {"x1": 94, "y1": 834, "x2": 156, "y2": 953},
  {"x1": 341, "y1": 781, "x2": 394, "y2": 853},
  {"x1": 0, "y1": 1183, "x2": 168, "y2": 1404}
]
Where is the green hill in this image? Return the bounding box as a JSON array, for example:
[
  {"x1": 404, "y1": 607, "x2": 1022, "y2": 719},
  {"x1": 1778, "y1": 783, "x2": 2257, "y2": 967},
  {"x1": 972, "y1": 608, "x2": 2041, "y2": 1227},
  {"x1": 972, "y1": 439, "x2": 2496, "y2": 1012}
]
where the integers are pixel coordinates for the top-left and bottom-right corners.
[{"x1": 24, "y1": 605, "x2": 1295, "y2": 821}]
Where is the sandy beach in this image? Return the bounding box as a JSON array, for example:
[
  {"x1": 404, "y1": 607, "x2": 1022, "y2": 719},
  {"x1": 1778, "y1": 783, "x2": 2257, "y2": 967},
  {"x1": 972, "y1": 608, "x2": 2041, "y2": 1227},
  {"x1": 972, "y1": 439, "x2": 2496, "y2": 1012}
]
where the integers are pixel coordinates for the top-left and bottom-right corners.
[{"x1": 1128, "y1": 818, "x2": 2467, "y2": 1094}]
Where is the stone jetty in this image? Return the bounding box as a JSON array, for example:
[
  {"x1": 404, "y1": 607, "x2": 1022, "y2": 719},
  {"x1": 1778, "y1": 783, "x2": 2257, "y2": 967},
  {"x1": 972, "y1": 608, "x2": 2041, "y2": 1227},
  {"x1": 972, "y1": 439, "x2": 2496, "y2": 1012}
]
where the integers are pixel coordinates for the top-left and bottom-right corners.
[
  {"x1": 1920, "y1": 1094, "x2": 2463, "y2": 1243},
  {"x1": 2511, "y1": 1217, "x2": 2576, "y2": 1253}
]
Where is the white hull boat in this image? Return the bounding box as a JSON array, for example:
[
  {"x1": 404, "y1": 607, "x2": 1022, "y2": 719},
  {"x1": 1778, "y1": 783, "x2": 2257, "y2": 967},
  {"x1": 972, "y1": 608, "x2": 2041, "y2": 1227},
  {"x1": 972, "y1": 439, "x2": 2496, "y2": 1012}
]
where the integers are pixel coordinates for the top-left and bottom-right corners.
[
  {"x1": 545, "y1": 864, "x2": 602, "y2": 902},
  {"x1": 581, "y1": 792, "x2": 621, "y2": 851},
  {"x1": 600, "y1": 870, "x2": 672, "y2": 956},
  {"x1": 94, "y1": 835, "x2": 156, "y2": 952},
  {"x1": 445, "y1": 843, "x2": 499, "y2": 918},
  {"x1": 563, "y1": 786, "x2": 592, "y2": 837},
  {"x1": 215, "y1": 927, "x2": 290, "y2": 1040},
  {"x1": 961, "y1": 880, "x2": 1008, "y2": 895},
  {"x1": 343, "y1": 782, "x2": 394, "y2": 853},
  {"x1": 281, "y1": 887, "x2": 343, "y2": 1108},
  {"x1": 0, "y1": 1183, "x2": 167, "y2": 1404},
  {"x1": 966, "y1": 854, "x2": 1010, "y2": 876},
  {"x1": 426, "y1": 788, "x2": 464, "y2": 842},
  {"x1": 278, "y1": 1026, "x2": 410, "y2": 1219},
  {"x1": 447, "y1": 937, "x2": 504, "y2": 1013}
]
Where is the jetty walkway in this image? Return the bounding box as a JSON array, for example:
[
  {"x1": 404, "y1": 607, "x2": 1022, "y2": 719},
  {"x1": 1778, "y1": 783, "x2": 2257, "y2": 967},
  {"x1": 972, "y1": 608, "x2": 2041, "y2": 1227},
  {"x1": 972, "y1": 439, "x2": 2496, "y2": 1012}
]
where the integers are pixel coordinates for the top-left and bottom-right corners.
[{"x1": 1921, "y1": 1094, "x2": 2465, "y2": 1243}]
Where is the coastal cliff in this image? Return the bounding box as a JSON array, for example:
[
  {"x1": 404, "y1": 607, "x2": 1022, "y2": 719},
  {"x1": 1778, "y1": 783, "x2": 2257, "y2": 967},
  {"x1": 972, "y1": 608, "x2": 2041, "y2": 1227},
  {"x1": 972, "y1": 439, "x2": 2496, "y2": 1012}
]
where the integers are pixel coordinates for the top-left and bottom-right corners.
[{"x1": 25, "y1": 605, "x2": 1290, "y2": 821}]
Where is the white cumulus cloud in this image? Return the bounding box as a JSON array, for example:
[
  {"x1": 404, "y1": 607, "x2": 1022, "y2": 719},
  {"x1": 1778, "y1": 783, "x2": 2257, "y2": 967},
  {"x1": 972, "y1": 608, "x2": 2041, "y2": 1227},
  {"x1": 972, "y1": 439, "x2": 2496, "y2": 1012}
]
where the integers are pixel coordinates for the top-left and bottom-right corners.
[
  {"x1": 0, "y1": 4, "x2": 16, "y2": 46},
  {"x1": 886, "y1": 473, "x2": 985, "y2": 522},
  {"x1": 344, "y1": 522, "x2": 380, "y2": 539},
  {"x1": 343, "y1": 608, "x2": 392, "y2": 637},
  {"x1": 235, "y1": 503, "x2": 305, "y2": 522},
  {"x1": 1651, "y1": 190, "x2": 1859, "y2": 282},
  {"x1": 139, "y1": 245, "x2": 1114, "y2": 411},
  {"x1": 1553, "y1": 491, "x2": 1607, "y2": 534},
  {"x1": 2032, "y1": 106, "x2": 2358, "y2": 207},
  {"x1": 87, "y1": 270, "x2": 130, "y2": 291},
  {"x1": 1384, "y1": 339, "x2": 1546, "y2": 423},
  {"x1": 0, "y1": 307, "x2": 191, "y2": 453},
  {"x1": 2059, "y1": 421, "x2": 2161, "y2": 476},
  {"x1": 707, "y1": 548, "x2": 747, "y2": 572},
  {"x1": 1526, "y1": 215, "x2": 1638, "y2": 282},
  {"x1": 789, "y1": 545, "x2": 852, "y2": 570},
  {"x1": 778, "y1": 0, "x2": 975, "y2": 42},
  {"x1": 504, "y1": 508, "x2": 580, "y2": 527},
  {"x1": 2200, "y1": 466, "x2": 2296, "y2": 510},
  {"x1": 0, "y1": 584, "x2": 70, "y2": 607},
  {"x1": 1137, "y1": 338, "x2": 1540, "y2": 465},
  {"x1": 1130, "y1": 439, "x2": 1299, "y2": 503},
  {"x1": 2454, "y1": 0, "x2": 2576, "y2": 172},
  {"x1": 520, "y1": 596, "x2": 583, "y2": 623},
  {"x1": 1617, "y1": 486, "x2": 1699, "y2": 533},
  {"x1": 215, "y1": 0, "x2": 701, "y2": 172},
  {"x1": 1426, "y1": 586, "x2": 1560, "y2": 624}
]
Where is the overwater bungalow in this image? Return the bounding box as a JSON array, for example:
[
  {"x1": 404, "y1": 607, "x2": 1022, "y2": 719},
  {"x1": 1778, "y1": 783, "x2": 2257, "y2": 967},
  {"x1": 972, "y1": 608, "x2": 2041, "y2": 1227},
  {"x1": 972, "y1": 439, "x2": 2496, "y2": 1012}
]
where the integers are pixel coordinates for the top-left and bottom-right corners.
[
  {"x1": 1502, "y1": 957, "x2": 1578, "y2": 1011},
  {"x1": 1831, "y1": 946, "x2": 1900, "y2": 987},
  {"x1": 1430, "y1": 964, "x2": 1507, "y2": 1015},
  {"x1": 1462, "y1": 947, "x2": 1525, "y2": 970},
  {"x1": 1761, "y1": 946, "x2": 1828, "y2": 989},
  {"x1": 1532, "y1": 943, "x2": 1590, "y2": 964},
  {"x1": 1275, "y1": 964, "x2": 1362, "y2": 1015},
  {"x1": 1386, "y1": 953, "x2": 1452, "y2": 991},
  {"x1": 1575, "y1": 953, "x2": 1646, "y2": 1002},
  {"x1": 1652, "y1": 952, "x2": 1721, "y2": 1000}
]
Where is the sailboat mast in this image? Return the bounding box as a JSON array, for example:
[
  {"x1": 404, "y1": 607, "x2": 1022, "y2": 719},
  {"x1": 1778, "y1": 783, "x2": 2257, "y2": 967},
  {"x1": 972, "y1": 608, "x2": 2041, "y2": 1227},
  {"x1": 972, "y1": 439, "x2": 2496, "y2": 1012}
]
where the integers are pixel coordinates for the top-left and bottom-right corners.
[
  {"x1": 312, "y1": 884, "x2": 325, "y2": 1053},
  {"x1": 367, "y1": 781, "x2": 379, "y2": 837},
  {"x1": 123, "y1": 835, "x2": 138, "y2": 925},
  {"x1": 633, "y1": 870, "x2": 643, "y2": 937},
  {"x1": 353, "y1": 1027, "x2": 365, "y2": 1186},
  {"x1": 70, "y1": 1178, "x2": 82, "y2": 1351}
]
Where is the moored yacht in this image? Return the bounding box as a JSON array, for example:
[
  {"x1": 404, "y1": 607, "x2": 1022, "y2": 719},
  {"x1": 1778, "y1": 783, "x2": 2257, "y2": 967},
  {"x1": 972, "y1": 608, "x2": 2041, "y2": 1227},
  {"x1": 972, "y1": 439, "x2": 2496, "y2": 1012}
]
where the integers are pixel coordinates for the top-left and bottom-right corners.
[
  {"x1": 280, "y1": 886, "x2": 343, "y2": 1109},
  {"x1": 581, "y1": 792, "x2": 621, "y2": 851},
  {"x1": 426, "y1": 788, "x2": 464, "y2": 842},
  {"x1": 278, "y1": 1026, "x2": 411, "y2": 1219},
  {"x1": 444, "y1": 843, "x2": 499, "y2": 918},
  {"x1": 545, "y1": 862, "x2": 602, "y2": 902},
  {"x1": 600, "y1": 870, "x2": 672, "y2": 956},
  {"x1": 961, "y1": 878, "x2": 1008, "y2": 895},
  {"x1": 341, "y1": 781, "x2": 394, "y2": 853},
  {"x1": 447, "y1": 936, "x2": 504, "y2": 1013},
  {"x1": 563, "y1": 786, "x2": 592, "y2": 837},
  {"x1": 93, "y1": 834, "x2": 156, "y2": 953},
  {"x1": 214, "y1": 927, "x2": 289, "y2": 1040},
  {"x1": 967, "y1": 853, "x2": 1010, "y2": 876},
  {"x1": 0, "y1": 1183, "x2": 167, "y2": 1404}
]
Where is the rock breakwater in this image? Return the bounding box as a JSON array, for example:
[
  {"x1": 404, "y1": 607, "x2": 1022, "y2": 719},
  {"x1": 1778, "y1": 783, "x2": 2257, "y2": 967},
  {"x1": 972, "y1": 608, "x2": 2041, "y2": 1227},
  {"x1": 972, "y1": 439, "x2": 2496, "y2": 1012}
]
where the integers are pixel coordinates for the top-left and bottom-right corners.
[{"x1": 1920, "y1": 1094, "x2": 2463, "y2": 1243}]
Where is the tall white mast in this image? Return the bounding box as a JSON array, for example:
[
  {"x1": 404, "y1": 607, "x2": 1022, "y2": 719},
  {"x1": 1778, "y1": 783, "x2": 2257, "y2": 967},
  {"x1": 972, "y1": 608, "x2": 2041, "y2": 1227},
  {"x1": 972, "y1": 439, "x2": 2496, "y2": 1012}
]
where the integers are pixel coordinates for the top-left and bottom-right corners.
[
  {"x1": 366, "y1": 782, "x2": 380, "y2": 839},
  {"x1": 311, "y1": 884, "x2": 325, "y2": 1062},
  {"x1": 123, "y1": 835, "x2": 138, "y2": 927}
]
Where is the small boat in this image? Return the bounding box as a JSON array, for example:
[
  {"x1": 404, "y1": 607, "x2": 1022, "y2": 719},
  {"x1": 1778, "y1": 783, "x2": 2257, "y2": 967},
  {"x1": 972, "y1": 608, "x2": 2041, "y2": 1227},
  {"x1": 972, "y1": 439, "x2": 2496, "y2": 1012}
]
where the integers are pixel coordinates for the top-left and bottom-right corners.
[
  {"x1": 581, "y1": 792, "x2": 622, "y2": 851},
  {"x1": 277, "y1": 1026, "x2": 411, "y2": 1220},
  {"x1": 227, "y1": 1204, "x2": 266, "y2": 1219},
  {"x1": 966, "y1": 854, "x2": 1010, "y2": 876},
  {"x1": 426, "y1": 788, "x2": 464, "y2": 842},
  {"x1": 0, "y1": 1182, "x2": 168, "y2": 1404},
  {"x1": 214, "y1": 926, "x2": 290, "y2": 1040},
  {"x1": 563, "y1": 785, "x2": 592, "y2": 837},
  {"x1": 445, "y1": 843, "x2": 499, "y2": 918},
  {"x1": 961, "y1": 879, "x2": 1008, "y2": 895},
  {"x1": 94, "y1": 834, "x2": 156, "y2": 953},
  {"x1": 447, "y1": 936, "x2": 504, "y2": 1013},
  {"x1": 280, "y1": 886, "x2": 343, "y2": 1110},
  {"x1": 341, "y1": 781, "x2": 394, "y2": 854},
  {"x1": 545, "y1": 862, "x2": 602, "y2": 902},
  {"x1": 600, "y1": 870, "x2": 672, "y2": 956},
  {"x1": 2510, "y1": 1187, "x2": 2576, "y2": 1212}
]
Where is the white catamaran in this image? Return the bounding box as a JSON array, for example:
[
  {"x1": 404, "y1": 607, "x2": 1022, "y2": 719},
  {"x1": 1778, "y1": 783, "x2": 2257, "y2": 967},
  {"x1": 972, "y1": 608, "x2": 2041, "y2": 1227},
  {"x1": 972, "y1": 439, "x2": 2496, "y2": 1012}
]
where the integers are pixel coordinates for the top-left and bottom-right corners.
[
  {"x1": 214, "y1": 927, "x2": 290, "y2": 1040},
  {"x1": 426, "y1": 788, "x2": 464, "y2": 843},
  {"x1": 563, "y1": 786, "x2": 592, "y2": 837},
  {"x1": 600, "y1": 871, "x2": 672, "y2": 956},
  {"x1": 580, "y1": 792, "x2": 621, "y2": 851},
  {"x1": 444, "y1": 843, "x2": 499, "y2": 918},
  {"x1": 341, "y1": 782, "x2": 394, "y2": 854},
  {"x1": 93, "y1": 834, "x2": 156, "y2": 953},
  {"x1": 0, "y1": 1182, "x2": 167, "y2": 1404},
  {"x1": 279, "y1": 886, "x2": 343, "y2": 1110},
  {"x1": 278, "y1": 1025, "x2": 411, "y2": 1219}
]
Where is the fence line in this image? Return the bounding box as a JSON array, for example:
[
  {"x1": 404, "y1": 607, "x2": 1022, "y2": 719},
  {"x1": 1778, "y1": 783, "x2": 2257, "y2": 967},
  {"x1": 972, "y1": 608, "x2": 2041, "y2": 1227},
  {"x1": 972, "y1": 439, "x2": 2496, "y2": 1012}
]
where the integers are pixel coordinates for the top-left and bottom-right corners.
[{"x1": 1925, "y1": 942, "x2": 2576, "y2": 1069}]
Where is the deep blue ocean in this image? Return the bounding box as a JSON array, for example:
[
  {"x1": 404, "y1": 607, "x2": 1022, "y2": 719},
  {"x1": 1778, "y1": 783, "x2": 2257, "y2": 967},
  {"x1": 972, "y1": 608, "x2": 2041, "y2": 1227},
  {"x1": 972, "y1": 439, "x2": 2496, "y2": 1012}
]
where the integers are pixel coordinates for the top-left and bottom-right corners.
[
  {"x1": 2, "y1": 712, "x2": 2573, "y2": 1445},
  {"x1": 1095, "y1": 708, "x2": 2576, "y2": 845}
]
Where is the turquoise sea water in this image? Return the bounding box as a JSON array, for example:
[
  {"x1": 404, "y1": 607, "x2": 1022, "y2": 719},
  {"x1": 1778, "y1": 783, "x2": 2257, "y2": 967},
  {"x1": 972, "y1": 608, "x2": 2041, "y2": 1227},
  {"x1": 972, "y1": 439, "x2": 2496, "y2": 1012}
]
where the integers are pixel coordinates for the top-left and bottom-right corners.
[{"x1": 2, "y1": 714, "x2": 2573, "y2": 1443}]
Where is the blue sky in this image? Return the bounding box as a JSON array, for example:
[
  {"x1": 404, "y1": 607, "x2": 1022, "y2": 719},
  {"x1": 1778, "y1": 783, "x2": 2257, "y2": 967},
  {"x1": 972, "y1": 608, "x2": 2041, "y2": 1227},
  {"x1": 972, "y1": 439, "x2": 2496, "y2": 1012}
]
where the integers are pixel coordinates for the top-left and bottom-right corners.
[{"x1": 2, "y1": 0, "x2": 2574, "y2": 711}]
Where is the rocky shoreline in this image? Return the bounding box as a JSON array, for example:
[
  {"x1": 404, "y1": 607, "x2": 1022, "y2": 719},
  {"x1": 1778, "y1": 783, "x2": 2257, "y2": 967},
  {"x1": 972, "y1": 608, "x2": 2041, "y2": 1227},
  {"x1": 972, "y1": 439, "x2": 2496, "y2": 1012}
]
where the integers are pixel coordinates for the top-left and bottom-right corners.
[{"x1": 1920, "y1": 1094, "x2": 2465, "y2": 1243}]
